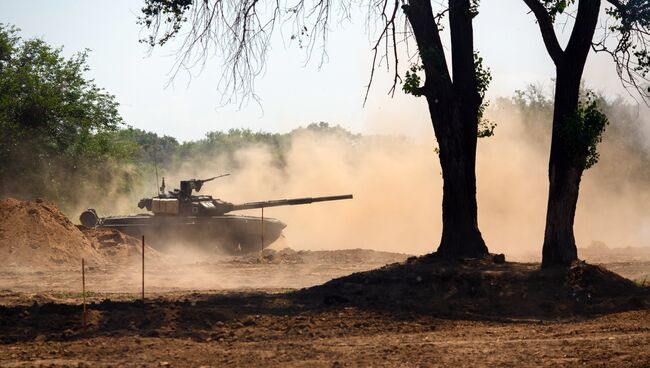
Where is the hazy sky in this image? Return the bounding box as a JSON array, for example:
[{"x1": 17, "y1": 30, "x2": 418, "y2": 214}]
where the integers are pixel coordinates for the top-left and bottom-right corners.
[{"x1": 0, "y1": 0, "x2": 632, "y2": 141}]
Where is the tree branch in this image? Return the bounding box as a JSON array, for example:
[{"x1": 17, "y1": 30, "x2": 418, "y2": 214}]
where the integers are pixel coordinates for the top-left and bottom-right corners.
[
  {"x1": 565, "y1": 0, "x2": 601, "y2": 65},
  {"x1": 594, "y1": 0, "x2": 650, "y2": 104},
  {"x1": 449, "y1": 0, "x2": 479, "y2": 106},
  {"x1": 402, "y1": 0, "x2": 453, "y2": 99},
  {"x1": 522, "y1": 0, "x2": 564, "y2": 65},
  {"x1": 363, "y1": 0, "x2": 401, "y2": 106},
  {"x1": 604, "y1": 0, "x2": 624, "y2": 12}
]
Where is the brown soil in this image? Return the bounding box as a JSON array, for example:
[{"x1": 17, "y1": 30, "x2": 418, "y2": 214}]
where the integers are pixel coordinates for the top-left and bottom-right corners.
[
  {"x1": 0, "y1": 198, "x2": 104, "y2": 268},
  {"x1": 79, "y1": 227, "x2": 162, "y2": 265},
  {"x1": 229, "y1": 248, "x2": 307, "y2": 264},
  {"x1": 1, "y1": 308, "x2": 650, "y2": 367},
  {"x1": 230, "y1": 248, "x2": 410, "y2": 265}
]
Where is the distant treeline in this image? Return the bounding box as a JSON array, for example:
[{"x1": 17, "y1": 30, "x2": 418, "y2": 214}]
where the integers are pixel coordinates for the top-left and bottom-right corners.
[
  {"x1": 119, "y1": 121, "x2": 358, "y2": 174},
  {"x1": 1, "y1": 24, "x2": 649, "y2": 214}
]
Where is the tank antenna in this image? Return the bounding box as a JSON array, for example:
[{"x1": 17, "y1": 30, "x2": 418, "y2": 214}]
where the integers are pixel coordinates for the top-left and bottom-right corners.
[{"x1": 153, "y1": 148, "x2": 160, "y2": 195}]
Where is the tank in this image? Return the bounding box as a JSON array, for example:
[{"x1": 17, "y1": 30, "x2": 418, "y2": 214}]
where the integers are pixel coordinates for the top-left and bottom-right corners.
[{"x1": 79, "y1": 175, "x2": 353, "y2": 254}]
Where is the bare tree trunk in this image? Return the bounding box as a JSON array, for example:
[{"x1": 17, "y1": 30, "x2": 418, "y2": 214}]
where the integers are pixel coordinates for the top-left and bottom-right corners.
[
  {"x1": 434, "y1": 104, "x2": 487, "y2": 258},
  {"x1": 542, "y1": 162, "x2": 582, "y2": 266},
  {"x1": 542, "y1": 66, "x2": 583, "y2": 267}
]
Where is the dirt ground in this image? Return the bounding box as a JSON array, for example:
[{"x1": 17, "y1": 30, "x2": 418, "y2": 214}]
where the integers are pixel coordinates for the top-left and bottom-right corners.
[
  {"x1": 1, "y1": 248, "x2": 649, "y2": 367},
  {"x1": 1, "y1": 306, "x2": 650, "y2": 367}
]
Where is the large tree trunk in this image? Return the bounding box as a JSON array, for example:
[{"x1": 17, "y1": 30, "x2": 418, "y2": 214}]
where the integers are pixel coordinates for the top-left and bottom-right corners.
[
  {"x1": 428, "y1": 98, "x2": 488, "y2": 259},
  {"x1": 541, "y1": 66, "x2": 583, "y2": 267},
  {"x1": 436, "y1": 126, "x2": 487, "y2": 258},
  {"x1": 542, "y1": 162, "x2": 583, "y2": 266}
]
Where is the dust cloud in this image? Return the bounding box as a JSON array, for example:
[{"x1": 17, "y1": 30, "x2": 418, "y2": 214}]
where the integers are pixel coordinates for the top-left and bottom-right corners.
[
  {"x1": 478, "y1": 104, "x2": 650, "y2": 260},
  {"x1": 87, "y1": 106, "x2": 650, "y2": 261},
  {"x1": 165, "y1": 131, "x2": 442, "y2": 256}
]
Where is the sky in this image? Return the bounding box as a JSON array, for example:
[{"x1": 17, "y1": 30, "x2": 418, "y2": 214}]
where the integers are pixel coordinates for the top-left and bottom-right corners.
[{"x1": 0, "y1": 0, "x2": 635, "y2": 141}]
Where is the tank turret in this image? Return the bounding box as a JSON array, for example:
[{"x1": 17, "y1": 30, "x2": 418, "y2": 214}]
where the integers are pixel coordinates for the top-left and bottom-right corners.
[{"x1": 133, "y1": 175, "x2": 352, "y2": 217}]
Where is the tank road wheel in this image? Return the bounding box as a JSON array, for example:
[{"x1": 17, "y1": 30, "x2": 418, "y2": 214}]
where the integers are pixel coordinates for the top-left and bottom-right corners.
[
  {"x1": 79, "y1": 209, "x2": 99, "y2": 228},
  {"x1": 216, "y1": 238, "x2": 244, "y2": 255}
]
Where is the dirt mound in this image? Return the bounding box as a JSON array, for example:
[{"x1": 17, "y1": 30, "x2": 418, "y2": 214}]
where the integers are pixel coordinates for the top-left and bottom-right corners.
[
  {"x1": 0, "y1": 198, "x2": 105, "y2": 269},
  {"x1": 298, "y1": 254, "x2": 649, "y2": 318},
  {"x1": 0, "y1": 198, "x2": 162, "y2": 269},
  {"x1": 79, "y1": 227, "x2": 162, "y2": 264}
]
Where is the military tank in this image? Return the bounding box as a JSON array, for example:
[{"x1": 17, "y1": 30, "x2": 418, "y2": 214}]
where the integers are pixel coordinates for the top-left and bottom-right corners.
[{"x1": 79, "y1": 175, "x2": 352, "y2": 254}]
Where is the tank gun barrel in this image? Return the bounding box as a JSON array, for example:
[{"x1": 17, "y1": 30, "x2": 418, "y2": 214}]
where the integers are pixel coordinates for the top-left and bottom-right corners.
[
  {"x1": 185, "y1": 174, "x2": 230, "y2": 194},
  {"x1": 230, "y1": 194, "x2": 353, "y2": 211},
  {"x1": 199, "y1": 173, "x2": 230, "y2": 183}
]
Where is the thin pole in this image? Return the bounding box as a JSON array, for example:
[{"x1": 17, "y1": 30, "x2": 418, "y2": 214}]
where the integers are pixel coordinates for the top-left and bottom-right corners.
[
  {"x1": 153, "y1": 148, "x2": 160, "y2": 194},
  {"x1": 141, "y1": 235, "x2": 145, "y2": 302},
  {"x1": 82, "y1": 258, "x2": 86, "y2": 332},
  {"x1": 261, "y1": 207, "x2": 264, "y2": 256}
]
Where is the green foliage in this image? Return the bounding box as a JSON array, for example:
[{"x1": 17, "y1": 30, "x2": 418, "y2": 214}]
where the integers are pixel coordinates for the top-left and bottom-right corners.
[
  {"x1": 402, "y1": 47, "x2": 445, "y2": 95},
  {"x1": 0, "y1": 24, "x2": 134, "y2": 210},
  {"x1": 606, "y1": 0, "x2": 650, "y2": 34},
  {"x1": 477, "y1": 118, "x2": 496, "y2": 138},
  {"x1": 475, "y1": 52, "x2": 496, "y2": 138},
  {"x1": 477, "y1": 85, "x2": 650, "y2": 189},
  {"x1": 508, "y1": 84, "x2": 555, "y2": 135},
  {"x1": 512, "y1": 84, "x2": 554, "y2": 112},
  {"x1": 502, "y1": 86, "x2": 609, "y2": 170},
  {"x1": 173, "y1": 122, "x2": 357, "y2": 170},
  {"x1": 138, "y1": 0, "x2": 192, "y2": 46},
  {"x1": 605, "y1": 0, "x2": 650, "y2": 83},
  {"x1": 506, "y1": 85, "x2": 609, "y2": 170},
  {"x1": 634, "y1": 277, "x2": 648, "y2": 287},
  {"x1": 119, "y1": 122, "x2": 357, "y2": 182},
  {"x1": 561, "y1": 92, "x2": 609, "y2": 170},
  {"x1": 116, "y1": 128, "x2": 179, "y2": 166},
  {"x1": 402, "y1": 53, "x2": 496, "y2": 139},
  {"x1": 541, "y1": 0, "x2": 577, "y2": 22},
  {"x1": 469, "y1": 0, "x2": 481, "y2": 17},
  {"x1": 402, "y1": 64, "x2": 423, "y2": 97},
  {"x1": 474, "y1": 53, "x2": 491, "y2": 99}
]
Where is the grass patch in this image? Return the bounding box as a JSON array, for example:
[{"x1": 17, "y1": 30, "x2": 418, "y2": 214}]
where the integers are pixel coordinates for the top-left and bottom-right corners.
[{"x1": 633, "y1": 277, "x2": 649, "y2": 287}]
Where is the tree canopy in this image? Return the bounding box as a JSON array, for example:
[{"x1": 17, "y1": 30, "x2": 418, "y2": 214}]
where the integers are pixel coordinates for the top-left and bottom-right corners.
[{"x1": 0, "y1": 24, "x2": 134, "y2": 207}]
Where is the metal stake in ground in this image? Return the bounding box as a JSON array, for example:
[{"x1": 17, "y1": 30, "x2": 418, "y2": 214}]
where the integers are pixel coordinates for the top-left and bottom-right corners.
[
  {"x1": 82, "y1": 258, "x2": 87, "y2": 332},
  {"x1": 141, "y1": 235, "x2": 145, "y2": 302},
  {"x1": 261, "y1": 207, "x2": 264, "y2": 257}
]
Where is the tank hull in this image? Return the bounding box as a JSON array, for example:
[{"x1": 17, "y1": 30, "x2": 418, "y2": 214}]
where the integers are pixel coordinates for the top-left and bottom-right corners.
[{"x1": 99, "y1": 214, "x2": 286, "y2": 255}]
